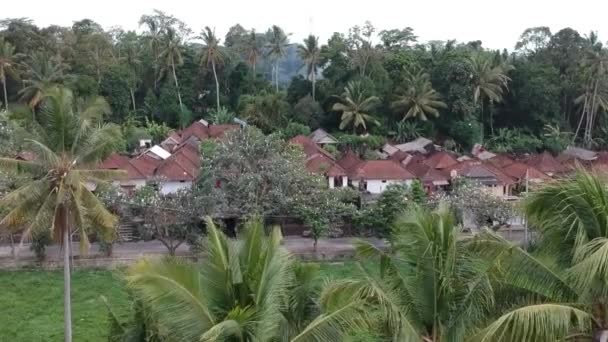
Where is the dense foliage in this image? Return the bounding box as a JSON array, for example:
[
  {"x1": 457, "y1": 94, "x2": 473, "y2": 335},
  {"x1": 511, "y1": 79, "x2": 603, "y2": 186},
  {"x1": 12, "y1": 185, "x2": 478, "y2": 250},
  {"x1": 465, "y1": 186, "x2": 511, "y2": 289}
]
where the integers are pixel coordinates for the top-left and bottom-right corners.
[{"x1": 2, "y1": 17, "x2": 608, "y2": 152}]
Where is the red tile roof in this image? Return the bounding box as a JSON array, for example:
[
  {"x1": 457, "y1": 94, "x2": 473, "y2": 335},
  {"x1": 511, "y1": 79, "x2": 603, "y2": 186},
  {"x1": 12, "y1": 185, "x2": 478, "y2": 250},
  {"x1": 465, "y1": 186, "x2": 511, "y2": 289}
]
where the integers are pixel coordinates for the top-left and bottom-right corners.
[
  {"x1": 337, "y1": 150, "x2": 363, "y2": 171},
  {"x1": 423, "y1": 151, "x2": 459, "y2": 169},
  {"x1": 209, "y1": 124, "x2": 240, "y2": 138},
  {"x1": 502, "y1": 162, "x2": 549, "y2": 181},
  {"x1": 130, "y1": 154, "x2": 161, "y2": 178},
  {"x1": 98, "y1": 153, "x2": 130, "y2": 169},
  {"x1": 405, "y1": 161, "x2": 449, "y2": 184},
  {"x1": 447, "y1": 160, "x2": 515, "y2": 185},
  {"x1": 486, "y1": 154, "x2": 515, "y2": 169},
  {"x1": 155, "y1": 158, "x2": 196, "y2": 181},
  {"x1": 180, "y1": 121, "x2": 210, "y2": 141},
  {"x1": 349, "y1": 160, "x2": 415, "y2": 180},
  {"x1": 526, "y1": 152, "x2": 568, "y2": 174}
]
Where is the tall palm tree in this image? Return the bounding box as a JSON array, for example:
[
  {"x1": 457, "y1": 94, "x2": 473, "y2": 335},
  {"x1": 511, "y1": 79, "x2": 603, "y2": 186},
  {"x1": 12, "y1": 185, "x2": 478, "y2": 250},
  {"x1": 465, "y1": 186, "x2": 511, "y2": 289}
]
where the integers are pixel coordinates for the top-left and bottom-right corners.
[
  {"x1": 0, "y1": 38, "x2": 19, "y2": 111},
  {"x1": 332, "y1": 81, "x2": 380, "y2": 133},
  {"x1": 298, "y1": 35, "x2": 321, "y2": 101},
  {"x1": 574, "y1": 48, "x2": 608, "y2": 147},
  {"x1": 19, "y1": 51, "x2": 66, "y2": 110},
  {"x1": 245, "y1": 29, "x2": 261, "y2": 74},
  {"x1": 139, "y1": 14, "x2": 164, "y2": 91},
  {"x1": 468, "y1": 53, "x2": 513, "y2": 139},
  {"x1": 266, "y1": 25, "x2": 289, "y2": 92},
  {"x1": 392, "y1": 70, "x2": 447, "y2": 121},
  {"x1": 468, "y1": 170, "x2": 608, "y2": 341},
  {"x1": 0, "y1": 86, "x2": 124, "y2": 342},
  {"x1": 327, "y1": 204, "x2": 498, "y2": 341},
  {"x1": 158, "y1": 27, "x2": 185, "y2": 114},
  {"x1": 123, "y1": 217, "x2": 366, "y2": 341},
  {"x1": 200, "y1": 26, "x2": 227, "y2": 112}
]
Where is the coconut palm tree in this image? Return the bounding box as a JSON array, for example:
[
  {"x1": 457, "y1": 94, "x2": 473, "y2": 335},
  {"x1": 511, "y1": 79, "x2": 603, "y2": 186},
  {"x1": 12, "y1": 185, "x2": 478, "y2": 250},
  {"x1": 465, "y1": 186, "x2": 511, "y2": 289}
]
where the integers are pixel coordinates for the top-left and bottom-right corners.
[
  {"x1": 245, "y1": 29, "x2": 261, "y2": 74},
  {"x1": 332, "y1": 81, "x2": 380, "y2": 133},
  {"x1": 266, "y1": 25, "x2": 289, "y2": 92},
  {"x1": 19, "y1": 51, "x2": 66, "y2": 110},
  {"x1": 158, "y1": 27, "x2": 185, "y2": 114},
  {"x1": 574, "y1": 48, "x2": 608, "y2": 147},
  {"x1": 327, "y1": 204, "x2": 498, "y2": 341},
  {"x1": 467, "y1": 170, "x2": 608, "y2": 341},
  {"x1": 468, "y1": 53, "x2": 513, "y2": 139},
  {"x1": 392, "y1": 70, "x2": 446, "y2": 121},
  {"x1": 298, "y1": 35, "x2": 321, "y2": 101},
  {"x1": 200, "y1": 27, "x2": 227, "y2": 112},
  {"x1": 0, "y1": 86, "x2": 124, "y2": 342},
  {"x1": 0, "y1": 38, "x2": 19, "y2": 111},
  {"x1": 123, "y1": 217, "x2": 366, "y2": 341}
]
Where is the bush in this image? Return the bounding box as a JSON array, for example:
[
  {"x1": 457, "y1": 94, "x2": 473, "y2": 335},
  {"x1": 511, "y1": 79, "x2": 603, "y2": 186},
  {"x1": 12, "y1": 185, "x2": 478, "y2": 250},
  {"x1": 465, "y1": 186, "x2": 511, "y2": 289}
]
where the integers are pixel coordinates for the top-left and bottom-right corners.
[
  {"x1": 353, "y1": 183, "x2": 409, "y2": 237},
  {"x1": 30, "y1": 230, "x2": 52, "y2": 262},
  {"x1": 280, "y1": 122, "x2": 311, "y2": 140}
]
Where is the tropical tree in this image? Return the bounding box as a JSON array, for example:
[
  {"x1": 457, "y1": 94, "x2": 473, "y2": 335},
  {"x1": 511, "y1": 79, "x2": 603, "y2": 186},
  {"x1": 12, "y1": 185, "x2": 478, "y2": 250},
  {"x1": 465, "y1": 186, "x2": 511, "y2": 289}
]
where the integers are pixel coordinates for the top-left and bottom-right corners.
[
  {"x1": 122, "y1": 216, "x2": 366, "y2": 341},
  {"x1": 330, "y1": 204, "x2": 497, "y2": 340},
  {"x1": 467, "y1": 170, "x2": 608, "y2": 341},
  {"x1": 266, "y1": 25, "x2": 289, "y2": 92},
  {"x1": 0, "y1": 86, "x2": 124, "y2": 342},
  {"x1": 468, "y1": 53, "x2": 513, "y2": 138},
  {"x1": 245, "y1": 29, "x2": 261, "y2": 74},
  {"x1": 19, "y1": 51, "x2": 66, "y2": 110},
  {"x1": 332, "y1": 81, "x2": 380, "y2": 133},
  {"x1": 200, "y1": 26, "x2": 227, "y2": 112},
  {"x1": 0, "y1": 38, "x2": 19, "y2": 111},
  {"x1": 158, "y1": 27, "x2": 185, "y2": 114},
  {"x1": 574, "y1": 48, "x2": 608, "y2": 147},
  {"x1": 298, "y1": 35, "x2": 321, "y2": 101},
  {"x1": 392, "y1": 70, "x2": 447, "y2": 121}
]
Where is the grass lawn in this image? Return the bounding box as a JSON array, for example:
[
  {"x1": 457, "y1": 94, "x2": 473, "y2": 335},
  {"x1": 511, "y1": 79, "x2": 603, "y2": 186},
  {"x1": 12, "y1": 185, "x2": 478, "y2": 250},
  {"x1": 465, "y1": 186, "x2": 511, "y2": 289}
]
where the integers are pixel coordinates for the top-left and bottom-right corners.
[{"x1": 0, "y1": 261, "x2": 364, "y2": 341}]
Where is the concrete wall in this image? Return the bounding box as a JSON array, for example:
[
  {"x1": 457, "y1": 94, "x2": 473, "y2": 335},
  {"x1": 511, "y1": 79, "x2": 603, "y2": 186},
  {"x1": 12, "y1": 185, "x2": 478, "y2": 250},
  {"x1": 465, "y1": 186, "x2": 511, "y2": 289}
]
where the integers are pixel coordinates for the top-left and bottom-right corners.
[
  {"x1": 481, "y1": 184, "x2": 509, "y2": 197},
  {"x1": 160, "y1": 181, "x2": 192, "y2": 194},
  {"x1": 366, "y1": 179, "x2": 412, "y2": 194}
]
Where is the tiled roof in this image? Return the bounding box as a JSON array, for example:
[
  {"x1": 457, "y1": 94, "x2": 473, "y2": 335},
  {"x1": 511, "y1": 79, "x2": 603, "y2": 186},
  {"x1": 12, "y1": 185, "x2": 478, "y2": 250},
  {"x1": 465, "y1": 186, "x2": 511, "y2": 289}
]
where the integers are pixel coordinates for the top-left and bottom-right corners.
[
  {"x1": 447, "y1": 160, "x2": 515, "y2": 185},
  {"x1": 486, "y1": 154, "x2": 515, "y2": 169},
  {"x1": 502, "y1": 162, "x2": 549, "y2": 181},
  {"x1": 526, "y1": 151, "x2": 568, "y2": 174},
  {"x1": 155, "y1": 158, "x2": 196, "y2": 181},
  {"x1": 180, "y1": 121, "x2": 210, "y2": 141},
  {"x1": 423, "y1": 151, "x2": 459, "y2": 169},
  {"x1": 349, "y1": 160, "x2": 415, "y2": 180},
  {"x1": 310, "y1": 128, "x2": 338, "y2": 144},
  {"x1": 209, "y1": 124, "x2": 240, "y2": 138},
  {"x1": 389, "y1": 150, "x2": 411, "y2": 163},
  {"x1": 405, "y1": 161, "x2": 449, "y2": 184},
  {"x1": 337, "y1": 150, "x2": 363, "y2": 171},
  {"x1": 130, "y1": 154, "x2": 161, "y2": 178},
  {"x1": 98, "y1": 153, "x2": 130, "y2": 169},
  {"x1": 15, "y1": 151, "x2": 36, "y2": 161}
]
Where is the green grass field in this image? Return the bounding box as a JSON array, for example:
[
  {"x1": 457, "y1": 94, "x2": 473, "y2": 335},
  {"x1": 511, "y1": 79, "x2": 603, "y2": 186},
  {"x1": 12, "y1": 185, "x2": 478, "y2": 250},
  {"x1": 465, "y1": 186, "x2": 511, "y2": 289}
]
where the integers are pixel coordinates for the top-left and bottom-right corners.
[{"x1": 0, "y1": 262, "x2": 363, "y2": 341}]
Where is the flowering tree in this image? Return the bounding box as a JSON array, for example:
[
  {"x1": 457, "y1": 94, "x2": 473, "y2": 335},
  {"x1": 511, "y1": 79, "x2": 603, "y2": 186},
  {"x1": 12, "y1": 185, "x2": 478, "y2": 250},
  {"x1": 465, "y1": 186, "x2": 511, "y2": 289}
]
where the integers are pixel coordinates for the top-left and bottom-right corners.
[
  {"x1": 130, "y1": 184, "x2": 200, "y2": 255},
  {"x1": 432, "y1": 179, "x2": 514, "y2": 230}
]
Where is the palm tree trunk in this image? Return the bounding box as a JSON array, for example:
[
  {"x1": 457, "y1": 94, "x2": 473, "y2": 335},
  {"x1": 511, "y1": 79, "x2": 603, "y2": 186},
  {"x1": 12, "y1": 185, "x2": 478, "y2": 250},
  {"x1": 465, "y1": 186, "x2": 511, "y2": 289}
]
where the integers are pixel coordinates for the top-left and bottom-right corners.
[
  {"x1": 480, "y1": 100, "x2": 484, "y2": 144},
  {"x1": 574, "y1": 94, "x2": 589, "y2": 144},
  {"x1": 312, "y1": 66, "x2": 316, "y2": 101},
  {"x1": 130, "y1": 88, "x2": 136, "y2": 112},
  {"x1": 2, "y1": 76, "x2": 8, "y2": 112},
  {"x1": 212, "y1": 61, "x2": 220, "y2": 112},
  {"x1": 587, "y1": 78, "x2": 600, "y2": 147},
  {"x1": 171, "y1": 55, "x2": 184, "y2": 113},
  {"x1": 62, "y1": 208, "x2": 72, "y2": 342},
  {"x1": 275, "y1": 60, "x2": 279, "y2": 92}
]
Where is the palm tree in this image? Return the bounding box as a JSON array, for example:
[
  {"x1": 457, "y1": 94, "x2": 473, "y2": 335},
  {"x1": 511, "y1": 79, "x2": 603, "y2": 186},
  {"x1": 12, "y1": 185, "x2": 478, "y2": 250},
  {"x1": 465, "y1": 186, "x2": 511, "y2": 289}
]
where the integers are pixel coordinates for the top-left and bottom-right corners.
[
  {"x1": 139, "y1": 14, "x2": 166, "y2": 91},
  {"x1": 266, "y1": 25, "x2": 289, "y2": 92},
  {"x1": 327, "y1": 204, "x2": 497, "y2": 341},
  {"x1": 200, "y1": 27, "x2": 227, "y2": 113},
  {"x1": 158, "y1": 27, "x2": 185, "y2": 114},
  {"x1": 332, "y1": 81, "x2": 380, "y2": 133},
  {"x1": 245, "y1": 29, "x2": 261, "y2": 74},
  {"x1": 298, "y1": 35, "x2": 321, "y2": 101},
  {"x1": 122, "y1": 217, "x2": 366, "y2": 341},
  {"x1": 392, "y1": 70, "x2": 447, "y2": 121},
  {"x1": 468, "y1": 170, "x2": 608, "y2": 340},
  {"x1": 0, "y1": 86, "x2": 124, "y2": 342},
  {"x1": 574, "y1": 49, "x2": 608, "y2": 147},
  {"x1": 0, "y1": 38, "x2": 19, "y2": 111},
  {"x1": 468, "y1": 53, "x2": 513, "y2": 139},
  {"x1": 19, "y1": 51, "x2": 66, "y2": 110}
]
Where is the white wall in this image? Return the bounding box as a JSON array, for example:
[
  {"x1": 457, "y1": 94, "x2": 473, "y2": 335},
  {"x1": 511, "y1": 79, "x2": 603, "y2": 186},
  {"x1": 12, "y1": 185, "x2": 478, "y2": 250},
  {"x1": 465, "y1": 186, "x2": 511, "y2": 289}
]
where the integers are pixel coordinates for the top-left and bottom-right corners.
[
  {"x1": 160, "y1": 181, "x2": 193, "y2": 194},
  {"x1": 480, "y1": 184, "x2": 508, "y2": 197},
  {"x1": 366, "y1": 179, "x2": 412, "y2": 194}
]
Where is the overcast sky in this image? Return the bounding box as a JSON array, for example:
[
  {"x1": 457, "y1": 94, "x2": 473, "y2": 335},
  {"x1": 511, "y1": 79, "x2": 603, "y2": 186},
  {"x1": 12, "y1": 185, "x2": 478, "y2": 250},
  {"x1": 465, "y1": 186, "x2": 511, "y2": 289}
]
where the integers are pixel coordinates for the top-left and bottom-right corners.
[{"x1": 3, "y1": 0, "x2": 607, "y2": 50}]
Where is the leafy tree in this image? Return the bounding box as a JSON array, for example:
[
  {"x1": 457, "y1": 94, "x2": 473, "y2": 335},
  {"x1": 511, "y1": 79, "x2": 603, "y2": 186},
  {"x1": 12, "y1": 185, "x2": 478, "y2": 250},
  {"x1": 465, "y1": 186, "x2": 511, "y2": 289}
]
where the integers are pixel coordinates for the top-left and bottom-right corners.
[
  {"x1": 0, "y1": 86, "x2": 123, "y2": 342},
  {"x1": 409, "y1": 179, "x2": 427, "y2": 205},
  {"x1": 280, "y1": 121, "x2": 311, "y2": 139},
  {"x1": 0, "y1": 37, "x2": 19, "y2": 111},
  {"x1": 123, "y1": 216, "x2": 366, "y2": 341},
  {"x1": 238, "y1": 91, "x2": 288, "y2": 132},
  {"x1": 354, "y1": 183, "x2": 409, "y2": 236},
  {"x1": 207, "y1": 106, "x2": 235, "y2": 124},
  {"x1": 298, "y1": 35, "x2": 321, "y2": 101},
  {"x1": 130, "y1": 185, "x2": 200, "y2": 255},
  {"x1": 144, "y1": 117, "x2": 173, "y2": 144},
  {"x1": 378, "y1": 27, "x2": 417, "y2": 50},
  {"x1": 200, "y1": 26, "x2": 227, "y2": 112},
  {"x1": 332, "y1": 81, "x2": 380, "y2": 133},
  {"x1": 290, "y1": 94, "x2": 322, "y2": 128},
  {"x1": 391, "y1": 69, "x2": 446, "y2": 121}
]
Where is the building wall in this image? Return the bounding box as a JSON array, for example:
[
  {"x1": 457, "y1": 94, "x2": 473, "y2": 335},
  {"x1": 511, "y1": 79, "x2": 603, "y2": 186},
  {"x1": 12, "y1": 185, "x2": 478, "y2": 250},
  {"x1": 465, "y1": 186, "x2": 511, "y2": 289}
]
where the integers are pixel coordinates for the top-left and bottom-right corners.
[
  {"x1": 160, "y1": 181, "x2": 192, "y2": 194},
  {"x1": 366, "y1": 179, "x2": 412, "y2": 194},
  {"x1": 481, "y1": 184, "x2": 509, "y2": 197}
]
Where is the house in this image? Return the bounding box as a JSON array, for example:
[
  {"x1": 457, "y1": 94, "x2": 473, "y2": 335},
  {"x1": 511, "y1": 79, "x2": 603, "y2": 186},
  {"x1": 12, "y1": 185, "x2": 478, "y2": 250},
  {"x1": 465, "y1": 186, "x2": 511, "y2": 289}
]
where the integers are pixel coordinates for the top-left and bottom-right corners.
[
  {"x1": 309, "y1": 128, "x2": 338, "y2": 145},
  {"x1": 98, "y1": 119, "x2": 239, "y2": 194},
  {"x1": 502, "y1": 162, "x2": 550, "y2": 184},
  {"x1": 289, "y1": 135, "x2": 348, "y2": 188},
  {"x1": 524, "y1": 151, "x2": 568, "y2": 177},
  {"x1": 347, "y1": 160, "x2": 415, "y2": 194},
  {"x1": 471, "y1": 144, "x2": 497, "y2": 160},
  {"x1": 446, "y1": 160, "x2": 515, "y2": 197},
  {"x1": 404, "y1": 161, "x2": 450, "y2": 192},
  {"x1": 384, "y1": 137, "x2": 434, "y2": 155}
]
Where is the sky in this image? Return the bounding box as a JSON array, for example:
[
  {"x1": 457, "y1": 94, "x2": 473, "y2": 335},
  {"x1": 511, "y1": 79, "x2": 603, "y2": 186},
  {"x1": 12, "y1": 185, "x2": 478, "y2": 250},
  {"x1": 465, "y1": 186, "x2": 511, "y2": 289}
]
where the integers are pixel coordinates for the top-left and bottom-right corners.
[{"x1": 3, "y1": 0, "x2": 607, "y2": 50}]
